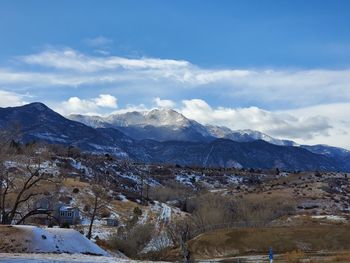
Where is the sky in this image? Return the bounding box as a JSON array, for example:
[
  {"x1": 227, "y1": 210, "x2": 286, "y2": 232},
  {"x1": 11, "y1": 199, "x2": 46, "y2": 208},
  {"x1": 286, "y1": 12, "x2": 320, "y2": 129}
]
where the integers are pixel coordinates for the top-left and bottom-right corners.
[{"x1": 0, "y1": 0, "x2": 350, "y2": 149}]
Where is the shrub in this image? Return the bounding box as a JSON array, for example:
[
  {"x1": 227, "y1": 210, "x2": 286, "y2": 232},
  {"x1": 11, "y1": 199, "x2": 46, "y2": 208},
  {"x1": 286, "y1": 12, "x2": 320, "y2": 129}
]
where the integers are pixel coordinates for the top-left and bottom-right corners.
[
  {"x1": 108, "y1": 223, "x2": 154, "y2": 258},
  {"x1": 60, "y1": 222, "x2": 70, "y2": 228},
  {"x1": 100, "y1": 208, "x2": 111, "y2": 218},
  {"x1": 187, "y1": 193, "x2": 296, "y2": 231},
  {"x1": 133, "y1": 206, "x2": 142, "y2": 216}
]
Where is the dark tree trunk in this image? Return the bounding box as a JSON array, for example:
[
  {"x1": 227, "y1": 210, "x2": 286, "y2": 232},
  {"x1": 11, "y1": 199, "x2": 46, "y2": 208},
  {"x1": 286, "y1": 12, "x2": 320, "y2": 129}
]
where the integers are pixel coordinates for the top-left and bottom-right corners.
[{"x1": 87, "y1": 195, "x2": 98, "y2": 240}]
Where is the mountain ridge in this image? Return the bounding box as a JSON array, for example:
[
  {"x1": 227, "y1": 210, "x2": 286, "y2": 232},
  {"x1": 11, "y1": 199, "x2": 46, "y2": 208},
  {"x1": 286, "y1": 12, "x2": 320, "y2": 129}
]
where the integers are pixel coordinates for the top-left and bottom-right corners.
[
  {"x1": 1, "y1": 102, "x2": 349, "y2": 172},
  {"x1": 69, "y1": 109, "x2": 298, "y2": 145}
]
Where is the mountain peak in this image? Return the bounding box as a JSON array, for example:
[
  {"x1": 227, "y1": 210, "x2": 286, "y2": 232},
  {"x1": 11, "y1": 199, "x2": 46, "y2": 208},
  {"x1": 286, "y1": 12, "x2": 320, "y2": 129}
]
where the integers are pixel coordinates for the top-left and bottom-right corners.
[
  {"x1": 23, "y1": 102, "x2": 50, "y2": 112},
  {"x1": 146, "y1": 108, "x2": 190, "y2": 127}
]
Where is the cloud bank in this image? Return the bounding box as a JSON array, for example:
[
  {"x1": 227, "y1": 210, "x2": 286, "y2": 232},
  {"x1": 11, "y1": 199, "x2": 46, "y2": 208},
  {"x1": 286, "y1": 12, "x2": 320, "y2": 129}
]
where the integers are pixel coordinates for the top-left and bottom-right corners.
[
  {"x1": 179, "y1": 99, "x2": 332, "y2": 140},
  {"x1": 0, "y1": 48, "x2": 349, "y2": 149},
  {"x1": 58, "y1": 94, "x2": 118, "y2": 115}
]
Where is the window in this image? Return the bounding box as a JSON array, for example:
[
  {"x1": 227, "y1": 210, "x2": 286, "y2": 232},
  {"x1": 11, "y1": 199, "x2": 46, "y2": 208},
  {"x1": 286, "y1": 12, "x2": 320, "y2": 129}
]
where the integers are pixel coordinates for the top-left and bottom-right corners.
[
  {"x1": 60, "y1": 211, "x2": 65, "y2": 217},
  {"x1": 67, "y1": 212, "x2": 72, "y2": 217}
]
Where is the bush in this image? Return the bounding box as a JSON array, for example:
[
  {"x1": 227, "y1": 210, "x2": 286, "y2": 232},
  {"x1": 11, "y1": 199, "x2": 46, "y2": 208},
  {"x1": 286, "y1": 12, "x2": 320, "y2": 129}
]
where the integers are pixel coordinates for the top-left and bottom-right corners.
[
  {"x1": 187, "y1": 193, "x2": 296, "y2": 231},
  {"x1": 60, "y1": 222, "x2": 70, "y2": 228},
  {"x1": 100, "y1": 208, "x2": 111, "y2": 218},
  {"x1": 133, "y1": 206, "x2": 142, "y2": 216},
  {"x1": 149, "y1": 182, "x2": 193, "y2": 204},
  {"x1": 188, "y1": 193, "x2": 233, "y2": 228},
  {"x1": 108, "y1": 223, "x2": 154, "y2": 258}
]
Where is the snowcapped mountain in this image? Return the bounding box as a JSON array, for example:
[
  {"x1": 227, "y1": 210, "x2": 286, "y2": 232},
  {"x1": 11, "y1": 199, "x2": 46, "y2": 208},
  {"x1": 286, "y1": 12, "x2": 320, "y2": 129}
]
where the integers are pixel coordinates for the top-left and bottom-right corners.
[
  {"x1": 68, "y1": 108, "x2": 350, "y2": 168},
  {"x1": 1, "y1": 103, "x2": 350, "y2": 171},
  {"x1": 205, "y1": 125, "x2": 298, "y2": 146},
  {"x1": 71, "y1": 109, "x2": 193, "y2": 128},
  {"x1": 69, "y1": 109, "x2": 212, "y2": 142},
  {"x1": 69, "y1": 109, "x2": 296, "y2": 146}
]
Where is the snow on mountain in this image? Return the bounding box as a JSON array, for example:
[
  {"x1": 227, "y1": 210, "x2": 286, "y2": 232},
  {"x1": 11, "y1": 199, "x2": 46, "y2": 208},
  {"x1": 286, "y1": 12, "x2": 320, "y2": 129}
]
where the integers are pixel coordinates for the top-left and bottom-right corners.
[
  {"x1": 69, "y1": 109, "x2": 212, "y2": 142},
  {"x1": 2, "y1": 103, "x2": 349, "y2": 171},
  {"x1": 70, "y1": 109, "x2": 298, "y2": 145},
  {"x1": 205, "y1": 125, "x2": 297, "y2": 146},
  {"x1": 69, "y1": 108, "x2": 300, "y2": 146},
  {"x1": 301, "y1": 144, "x2": 350, "y2": 159},
  {"x1": 70, "y1": 109, "x2": 193, "y2": 129}
]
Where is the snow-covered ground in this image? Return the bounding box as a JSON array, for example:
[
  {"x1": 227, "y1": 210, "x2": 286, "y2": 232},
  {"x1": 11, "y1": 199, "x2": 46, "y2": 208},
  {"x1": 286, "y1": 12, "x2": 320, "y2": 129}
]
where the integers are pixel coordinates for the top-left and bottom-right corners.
[
  {"x1": 159, "y1": 203, "x2": 171, "y2": 224},
  {"x1": 1, "y1": 225, "x2": 108, "y2": 256},
  {"x1": 0, "y1": 253, "x2": 166, "y2": 263},
  {"x1": 311, "y1": 215, "x2": 347, "y2": 222}
]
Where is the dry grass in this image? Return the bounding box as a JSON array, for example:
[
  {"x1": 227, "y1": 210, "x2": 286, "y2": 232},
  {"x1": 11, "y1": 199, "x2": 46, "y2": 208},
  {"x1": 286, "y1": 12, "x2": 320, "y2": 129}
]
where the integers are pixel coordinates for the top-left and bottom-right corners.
[
  {"x1": 189, "y1": 225, "x2": 350, "y2": 260},
  {"x1": 284, "y1": 250, "x2": 305, "y2": 263},
  {"x1": 62, "y1": 178, "x2": 89, "y2": 188},
  {"x1": 327, "y1": 252, "x2": 350, "y2": 262},
  {"x1": 0, "y1": 225, "x2": 29, "y2": 253}
]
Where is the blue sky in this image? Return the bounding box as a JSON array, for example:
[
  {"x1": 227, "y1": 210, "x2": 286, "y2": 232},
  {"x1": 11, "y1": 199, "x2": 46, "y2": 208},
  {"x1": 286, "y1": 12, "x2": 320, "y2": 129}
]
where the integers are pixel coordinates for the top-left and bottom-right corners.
[
  {"x1": 1, "y1": 0, "x2": 350, "y2": 68},
  {"x1": 0, "y1": 0, "x2": 350, "y2": 148}
]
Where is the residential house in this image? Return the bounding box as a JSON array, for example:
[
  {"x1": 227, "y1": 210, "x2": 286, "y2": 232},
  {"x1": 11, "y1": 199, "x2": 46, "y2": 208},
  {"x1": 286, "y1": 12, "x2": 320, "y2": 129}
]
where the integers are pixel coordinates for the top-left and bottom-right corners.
[{"x1": 56, "y1": 205, "x2": 80, "y2": 225}]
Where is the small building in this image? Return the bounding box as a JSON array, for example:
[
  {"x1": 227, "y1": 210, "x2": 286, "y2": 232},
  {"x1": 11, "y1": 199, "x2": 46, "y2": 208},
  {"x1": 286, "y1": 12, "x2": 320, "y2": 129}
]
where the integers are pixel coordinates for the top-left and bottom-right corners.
[
  {"x1": 28, "y1": 199, "x2": 80, "y2": 226},
  {"x1": 28, "y1": 197, "x2": 55, "y2": 225},
  {"x1": 57, "y1": 206, "x2": 80, "y2": 225},
  {"x1": 106, "y1": 217, "x2": 119, "y2": 227}
]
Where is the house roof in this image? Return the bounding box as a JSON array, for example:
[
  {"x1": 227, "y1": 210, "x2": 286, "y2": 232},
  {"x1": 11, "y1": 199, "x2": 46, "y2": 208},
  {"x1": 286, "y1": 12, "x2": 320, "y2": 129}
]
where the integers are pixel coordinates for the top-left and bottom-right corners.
[{"x1": 59, "y1": 206, "x2": 76, "y2": 212}]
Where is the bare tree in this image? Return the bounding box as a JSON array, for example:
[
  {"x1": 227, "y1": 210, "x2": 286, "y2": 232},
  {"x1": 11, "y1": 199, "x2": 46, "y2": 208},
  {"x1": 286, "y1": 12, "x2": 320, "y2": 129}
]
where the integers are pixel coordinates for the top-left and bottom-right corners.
[
  {"x1": 167, "y1": 218, "x2": 194, "y2": 262},
  {"x1": 85, "y1": 184, "x2": 111, "y2": 239},
  {"x1": 0, "y1": 139, "x2": 60, "y2": 225}
]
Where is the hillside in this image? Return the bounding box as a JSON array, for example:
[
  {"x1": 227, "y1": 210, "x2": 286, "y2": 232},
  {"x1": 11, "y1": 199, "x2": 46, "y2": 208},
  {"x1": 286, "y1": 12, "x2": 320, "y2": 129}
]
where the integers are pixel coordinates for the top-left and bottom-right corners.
[
  {"x1": 0, "y1": 225, "x2": 108, "y2": 255},
  {"x1": 132, "y1": 139, "x2": 346, "y2": 171}
]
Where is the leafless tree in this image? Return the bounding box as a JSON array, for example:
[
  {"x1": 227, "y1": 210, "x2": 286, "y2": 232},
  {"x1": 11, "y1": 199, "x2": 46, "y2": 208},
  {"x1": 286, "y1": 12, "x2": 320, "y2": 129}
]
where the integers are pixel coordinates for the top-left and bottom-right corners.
[
  {"x1": 85, "y1": 184, "x2": 111, "y2": 239},
  {"x1": 0, "y1": 135, "x2": 61, "y2": 225},
  {"x1": 167, "y1": 218, "x2": 194, "y2": 262}
]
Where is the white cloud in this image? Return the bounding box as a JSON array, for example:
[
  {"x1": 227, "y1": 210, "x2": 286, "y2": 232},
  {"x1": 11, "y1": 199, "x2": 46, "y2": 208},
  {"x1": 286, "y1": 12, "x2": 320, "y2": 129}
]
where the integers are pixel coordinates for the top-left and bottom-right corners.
[
  {"x1": 2, "y1": 48, "x2": 350, "y2": 148},
  {"x1": 178, "y1": 99, "x2": 333, "y2": 141},
  {"x1": 0, "y1": 49, "x2": 343, "y2": 108},
  {"x1": 109, "y1": 104, "x2": 149, "y2": 115},
  {"x1": 94, "y1": 94, "x2": 117, "y2": 108},
  {"x1": 282, "y1": 103, "x2": 350, "y2": 149},
  {"x1": 57, "y1": 94, "x2": 118, "y2": 115},
  {"x1": 5, "y1": 48, "x2": 348, "y2": 110},
  {"x1": 20, "y1": 49, "x2": 190, "y2": 72},
  {"x1": 177, "y1": 99, "x2": 350, "y2": 149},
  {"x1": 0, "y1": 90, "x2": 27, "y2": 107},
  {"x1": 153, "y1": 97, "x2": 176, "y2": 108}
]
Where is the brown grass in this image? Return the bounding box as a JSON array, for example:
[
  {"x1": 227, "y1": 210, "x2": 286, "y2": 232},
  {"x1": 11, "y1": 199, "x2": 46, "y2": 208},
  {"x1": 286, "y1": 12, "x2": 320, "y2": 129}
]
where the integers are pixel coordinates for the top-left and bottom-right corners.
[
  {"x1": 189, "y1": 225, "x2": 350, "y2": 260},
  {"x1": 284, "y1": 250, "x2": 305, "y2": 263},
  {"x1": 62, "y1": 178, "x2": 89, "y2": 188},
  {"x1": 0, "y1": 225, "x2": 29, "y2": 253},
  {"x1": 328, "y1": 252, "x2": 350, "y2": 262}
]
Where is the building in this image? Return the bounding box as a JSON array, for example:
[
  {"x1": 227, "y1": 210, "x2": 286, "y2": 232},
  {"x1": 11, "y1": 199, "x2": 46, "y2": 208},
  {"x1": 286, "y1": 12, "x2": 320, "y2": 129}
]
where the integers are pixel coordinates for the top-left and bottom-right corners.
[
  {"x1": 106, "y1": 217, "x2": 119, "y2": 227},
  {"x1": 57, "y1": 206, "x2": 80, "y2": 225},
  {"x1": 28, "y1": 198, "x2": 80, "y2": 226}
]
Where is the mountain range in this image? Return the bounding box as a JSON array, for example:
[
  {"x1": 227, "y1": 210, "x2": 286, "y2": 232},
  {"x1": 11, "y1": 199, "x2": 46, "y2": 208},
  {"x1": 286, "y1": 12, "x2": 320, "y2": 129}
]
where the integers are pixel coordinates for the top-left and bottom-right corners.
[
  {"x1": 69, "y1": 109, "x2": 297, "y2": 146},
  {"x1": 0, "y1": 102, "x2": 349, "y2": 171}
]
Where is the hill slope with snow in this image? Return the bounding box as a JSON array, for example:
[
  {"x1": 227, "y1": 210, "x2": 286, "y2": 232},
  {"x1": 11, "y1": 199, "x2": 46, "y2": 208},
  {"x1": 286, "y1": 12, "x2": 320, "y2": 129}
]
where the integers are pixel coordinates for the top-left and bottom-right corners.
[{"x1": 0, "y1": 225, "x2": 108, "y2": 256}]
